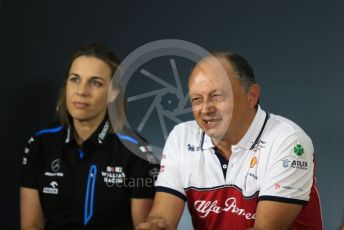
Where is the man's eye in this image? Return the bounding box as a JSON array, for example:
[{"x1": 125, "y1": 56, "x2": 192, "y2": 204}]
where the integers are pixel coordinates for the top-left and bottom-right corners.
[
  {"x1": 191, "y1": 98, "x2": 203, "y2": 105},
  {"x1": 212, "y1": 94, "x2": 225, "y2": 102}
]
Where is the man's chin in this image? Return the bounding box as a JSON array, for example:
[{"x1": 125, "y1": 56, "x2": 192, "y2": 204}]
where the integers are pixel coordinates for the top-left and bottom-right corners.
[{"x1": 204, "y1": 130, "x2": 224, "y2": 141}]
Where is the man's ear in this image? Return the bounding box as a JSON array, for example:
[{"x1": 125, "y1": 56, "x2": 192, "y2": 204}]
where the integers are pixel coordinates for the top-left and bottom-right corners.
[{"x1": 248, "y1": 84, "x2": 260, "y2": 108}]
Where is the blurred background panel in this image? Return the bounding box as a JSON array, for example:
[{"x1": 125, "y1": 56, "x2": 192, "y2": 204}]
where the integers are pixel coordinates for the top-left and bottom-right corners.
[{"x1": 1, "y1": 0, "x2": 343, "y2": 229}]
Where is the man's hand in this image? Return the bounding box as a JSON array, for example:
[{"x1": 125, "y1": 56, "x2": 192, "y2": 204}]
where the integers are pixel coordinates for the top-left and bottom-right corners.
[
  {"x1": 136, "y1": 217, "x2": 174, "y2": 230},
  {"x1": 136, "y1": 192, "x2": 185, "y2": 230}
]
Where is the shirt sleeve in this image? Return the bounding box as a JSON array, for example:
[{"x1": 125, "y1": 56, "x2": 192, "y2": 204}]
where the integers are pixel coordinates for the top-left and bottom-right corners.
[
  {"x1": 155, "y1": 127, "x2": 187, "y2": 201},
  {"x1": 126, "y1": 148, "x2": 160, "y2": 199},
  {"x1": 259, "y1": 131, "x2": 314, "y2": 205},
  {"x1": 20, "y1": 135, "x2": 41, "y2": 189}
]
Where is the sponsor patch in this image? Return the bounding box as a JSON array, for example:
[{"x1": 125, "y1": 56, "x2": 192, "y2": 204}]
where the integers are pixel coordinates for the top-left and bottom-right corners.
[
  {"x1": 274, "y1": 183, "x2": 303, "y2": 192},
  {"x1": 187, "y1": 144, "x2": 201, "y2": 152},
  {"x1": 250, "y1": 156, "x2": 257, "y2": 168},
  {"x1": 51, "y1": 159, "x2": 61, "y2": 172},
  {"x1": 290, "y1": 143, "x2": 306, "y2": 158},
  {"x1": 101, "y1": 166, "x2": 125, "y2": 187},
  {"x1": 43, "y1": 181, "x2": 59, "y2": 194},
  {"x1": 281, "y1": 158, "x2": 308, "y2": 170}
]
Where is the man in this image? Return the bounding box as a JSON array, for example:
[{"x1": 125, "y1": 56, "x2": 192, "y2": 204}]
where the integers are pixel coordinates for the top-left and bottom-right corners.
[{"x1": 137, "y1": 53, "x2": 322, "y2": 229}]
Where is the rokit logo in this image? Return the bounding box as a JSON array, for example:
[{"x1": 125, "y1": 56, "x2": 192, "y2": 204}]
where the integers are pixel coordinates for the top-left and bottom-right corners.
[
  {"x1": 43, "y1": 181, "x2": 59, "y2": 194},
  {"x1": 194, "y1": 197, "x2": 256, "y2": 220},
  {"x1": 101, "y1": 166, "x2": 126, "y2": 187}
]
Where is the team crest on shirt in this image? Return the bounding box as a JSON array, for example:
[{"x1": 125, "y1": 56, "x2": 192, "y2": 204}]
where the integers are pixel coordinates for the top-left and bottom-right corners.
[{"x1": 101, "y1": 166, "x2": 126, "y2": 187}]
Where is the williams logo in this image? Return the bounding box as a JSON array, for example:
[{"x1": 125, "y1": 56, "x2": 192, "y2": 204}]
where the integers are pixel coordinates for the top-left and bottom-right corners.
[{"x1": 101, "y1": 166, "x2": 126, "y2": 187}]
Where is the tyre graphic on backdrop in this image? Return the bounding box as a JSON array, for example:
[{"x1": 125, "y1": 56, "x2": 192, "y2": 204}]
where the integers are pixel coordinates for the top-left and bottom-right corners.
[{"x1": 108, "y1": 39, "x2": 231, "y2": 162}]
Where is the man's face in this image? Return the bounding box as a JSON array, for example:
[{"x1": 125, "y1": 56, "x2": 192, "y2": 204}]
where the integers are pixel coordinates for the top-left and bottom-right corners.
[{"x1": 189, "y1": 57, "x2": 252, "y2": 143}]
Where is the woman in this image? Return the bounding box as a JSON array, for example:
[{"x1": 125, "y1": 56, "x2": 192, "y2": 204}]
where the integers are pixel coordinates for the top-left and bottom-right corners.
[{"x1": 20, "y1": 43, "x2": 158, "y2": 229}]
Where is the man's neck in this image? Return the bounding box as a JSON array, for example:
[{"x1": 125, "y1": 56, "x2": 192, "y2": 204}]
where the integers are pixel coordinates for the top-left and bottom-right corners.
[
  {"x1": 214, "y1": 109, "x2": 257, "y2": 160},
  {"x1": 215, "y1": 140, "x2": 232, "y2": 160}
]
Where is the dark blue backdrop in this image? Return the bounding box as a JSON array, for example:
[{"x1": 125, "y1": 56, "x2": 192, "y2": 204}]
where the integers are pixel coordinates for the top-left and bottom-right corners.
[{"x1": 1, "y1": 0, "x2": 343, "y2": 229}]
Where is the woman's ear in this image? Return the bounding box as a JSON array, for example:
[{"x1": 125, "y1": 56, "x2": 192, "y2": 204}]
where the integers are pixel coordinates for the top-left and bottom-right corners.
[{"x1": 109, "y1": 87, "x2": 120, "y2": 103}]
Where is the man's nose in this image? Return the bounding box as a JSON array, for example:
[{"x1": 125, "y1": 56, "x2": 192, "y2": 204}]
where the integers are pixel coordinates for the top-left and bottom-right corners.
[{"x1": 201, "y1": 100, "x2": 216, "y2": 114}]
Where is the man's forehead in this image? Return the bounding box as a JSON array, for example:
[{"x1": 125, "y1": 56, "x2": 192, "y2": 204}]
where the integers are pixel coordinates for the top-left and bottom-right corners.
[{"x1": 190, "y1": 56, "x2": 234, "y2": 83}]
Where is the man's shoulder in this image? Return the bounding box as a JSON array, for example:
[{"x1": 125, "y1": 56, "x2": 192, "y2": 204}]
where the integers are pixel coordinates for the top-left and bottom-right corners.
[
  {"x1": 168, "y1": 120, "x2": 201, "y2": 145},
  {"x1": 265, "y1": 113, "x2": 312, "y2": 147},
  {"x1": 173, "y1": 120, "x2": 199, "y2": 132},
  {"x1": 268, "y1": 114, "x2": 307, "y2": 135}
]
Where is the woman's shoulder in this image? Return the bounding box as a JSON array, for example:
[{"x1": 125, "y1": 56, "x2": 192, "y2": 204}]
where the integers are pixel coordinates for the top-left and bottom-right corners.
[
  {"x1": 28, "y1": 121, "x2": 66, "y2": 145},
  {"x1": 113, "y1": 127, "x2": 159, "y2": 164},
  {"x1": 34, "y1": 121, "x2": 64, "y2": 137}
]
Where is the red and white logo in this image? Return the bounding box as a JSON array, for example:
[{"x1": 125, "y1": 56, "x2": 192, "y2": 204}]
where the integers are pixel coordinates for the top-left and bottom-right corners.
[
  {"x1": 194, "y1": 197, "x2": 256, "y2": 219},
  {"x1": 186, "y1": 186, "x2": 258, "y2": 229}
]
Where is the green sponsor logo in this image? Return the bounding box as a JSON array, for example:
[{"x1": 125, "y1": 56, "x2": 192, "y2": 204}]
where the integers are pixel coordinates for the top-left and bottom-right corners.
[{"x1": 293, "y1": 144, "x2": 304, "y2": 156}]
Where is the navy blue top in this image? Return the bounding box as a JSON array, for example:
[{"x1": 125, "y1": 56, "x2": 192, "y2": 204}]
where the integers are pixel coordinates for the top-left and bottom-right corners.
[{"x1": 21, "y1": 119, "x2": 159, "y2": 230}]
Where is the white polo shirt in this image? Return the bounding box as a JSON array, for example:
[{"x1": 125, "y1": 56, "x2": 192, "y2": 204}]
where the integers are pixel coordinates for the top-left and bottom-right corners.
[{"x1": 156, "y1": 106, "x2": 322, "y2": 229}]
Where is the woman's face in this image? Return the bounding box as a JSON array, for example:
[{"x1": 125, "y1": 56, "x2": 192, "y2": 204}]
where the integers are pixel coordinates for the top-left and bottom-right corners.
[{"x1": 66, "y1": 55, "x2": 112, "y2": 125}]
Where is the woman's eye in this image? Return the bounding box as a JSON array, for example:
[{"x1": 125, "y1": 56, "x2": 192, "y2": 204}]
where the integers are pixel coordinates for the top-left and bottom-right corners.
[
  {"x1": 91, "y1": 80, "x2": 102, "y2": 87},
  {"x1": 69, "y1": 76, "x2": 79, "y2": 83}
]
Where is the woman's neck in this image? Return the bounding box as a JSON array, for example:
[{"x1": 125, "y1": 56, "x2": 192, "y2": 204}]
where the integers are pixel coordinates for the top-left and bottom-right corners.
[{"x1": 73, "y1": 116, "x2": 105, "y2": 145}]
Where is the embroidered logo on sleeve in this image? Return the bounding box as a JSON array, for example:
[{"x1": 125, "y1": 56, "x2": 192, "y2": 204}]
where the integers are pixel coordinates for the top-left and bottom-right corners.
[
  {"x1": 283, "y1": 144, "x2": 309, "y2": 170},
  {"x1": 43, "y1": 181, "x2": 59, "y2": 194},
  {"x1": 290, "y1": 144, "x2": 306, "y2": 159}
]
